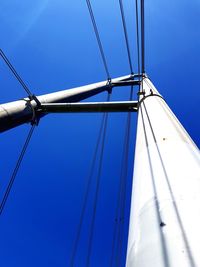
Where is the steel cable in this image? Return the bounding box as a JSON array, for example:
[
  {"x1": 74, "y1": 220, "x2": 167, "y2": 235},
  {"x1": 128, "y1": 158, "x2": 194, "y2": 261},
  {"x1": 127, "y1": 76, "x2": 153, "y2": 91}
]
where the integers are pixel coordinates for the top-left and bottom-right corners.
[
  {"x1": 119, "y1": 0, "x2": 134, "y2": 74},
  {"x1": 140, "y1": 0, "x2": 145, "y2": 74},
  {"x1": 0, "y1": 49, "x2": 33, "y2": 97},
  {"x1": 86, "y1": 0, "x2": 111, "y2": 80},
  {"x1": 0, "y1": 124, "x2": 35, "y2": 215},
  {"x1": 135, "y1": 0, "x2": 141, "y2": 77},
  {"x1": 69, "y1": 111, "x2": 107, "y2": 267},
  {"x1": 110, "y1": 86, "x2": 133, "y2": 267},
  {"x1": 86, "y1": 92, "x2": 111, "y2": 267}
]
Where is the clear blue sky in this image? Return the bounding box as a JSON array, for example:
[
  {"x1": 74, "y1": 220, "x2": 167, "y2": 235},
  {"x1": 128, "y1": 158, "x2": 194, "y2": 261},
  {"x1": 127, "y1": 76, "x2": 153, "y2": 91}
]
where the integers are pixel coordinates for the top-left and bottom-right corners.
[{"x1": 0, "y1": 1, "x2": 199, "y2": 266}]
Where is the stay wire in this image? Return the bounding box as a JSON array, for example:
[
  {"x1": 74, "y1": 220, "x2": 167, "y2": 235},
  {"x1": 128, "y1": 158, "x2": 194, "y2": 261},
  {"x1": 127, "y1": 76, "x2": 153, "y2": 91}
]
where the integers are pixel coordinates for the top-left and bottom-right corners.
[
  {"x1": 115, "y1": 86, "x2": 133, "y2": 267},
  {"x1": 0, "y1": 124, "x2": 35, "y2": 215},
  {"x1": 86, "y1": 0, "x2": 111, "y2": 80},
  {"x1": 119, "y1": 0, "x2": 134, "y2": 74},
  {"x1": 86, "y1": 92, "x2": 111, "y2": 267},
  {"x1": 140, "y1": 0, "x2": 145, "y2": 74},
  {"x1": 0, "y1": 49, "x2": 33, "y2": 97},
  {"x1": 135, "y1": 0, "x2": 141, "y2": 78},
  {"x1": 69, "y1": 111, "x2": 106, "y2": 267},
  {"x1": 110, "y1": 86, "x2": 133, "y2": 267}
]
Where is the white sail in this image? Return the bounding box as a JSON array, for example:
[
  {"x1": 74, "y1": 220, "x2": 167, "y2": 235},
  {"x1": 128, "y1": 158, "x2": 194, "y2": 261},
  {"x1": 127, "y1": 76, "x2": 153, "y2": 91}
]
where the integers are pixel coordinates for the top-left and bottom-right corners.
[{"x1": 126, "y1": 78, "x2": 200, "y2": 267}]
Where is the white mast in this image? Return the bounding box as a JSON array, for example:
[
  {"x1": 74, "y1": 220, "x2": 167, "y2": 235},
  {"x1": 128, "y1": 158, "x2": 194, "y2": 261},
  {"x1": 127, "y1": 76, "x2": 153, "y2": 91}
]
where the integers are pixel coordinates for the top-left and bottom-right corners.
[{"x1": 126, "y1": 78, "x2": 200, "y2": 267}]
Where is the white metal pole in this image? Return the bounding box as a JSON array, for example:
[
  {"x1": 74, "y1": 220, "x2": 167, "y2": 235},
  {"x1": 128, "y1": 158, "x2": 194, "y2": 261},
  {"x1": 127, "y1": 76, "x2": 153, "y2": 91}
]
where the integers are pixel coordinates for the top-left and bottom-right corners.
[{"x1": 126, "y1": 78, "x2": 200, "y2": 267}]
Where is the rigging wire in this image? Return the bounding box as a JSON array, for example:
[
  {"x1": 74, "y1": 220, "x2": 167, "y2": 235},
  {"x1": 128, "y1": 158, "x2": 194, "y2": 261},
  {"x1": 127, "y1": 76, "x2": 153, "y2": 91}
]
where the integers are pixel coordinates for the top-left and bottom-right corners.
[
  {"x1": 69, "y1": 111, "x2": 107, "y2": 267},
  {"x1": 115, "y1": 86, "x2": 134, "y2": 267},
  {"x1": 0, "y1": 49, "x2": 33, "y2": 97},
  {"x1": 110, "y1": 86, "x2": 133, "y2": 267},
  {"x1": 119, "y1": 0, "x2": 134, "y2": 74},
  {"x1": 140, "y1": 0, "x2": 145, "y2": 74},
  {"x1": 0, "y1": 124, "x2": 35, "y2": 215},
  {"x1": 86, "y1": 92, "x2": 111, "y2": 267},
  {"x1": 86, "y1": 0, "x2": 111, "y2": 80},
  {"x1": 135, "y1": 0, "x2": 141, "y2": 77}
]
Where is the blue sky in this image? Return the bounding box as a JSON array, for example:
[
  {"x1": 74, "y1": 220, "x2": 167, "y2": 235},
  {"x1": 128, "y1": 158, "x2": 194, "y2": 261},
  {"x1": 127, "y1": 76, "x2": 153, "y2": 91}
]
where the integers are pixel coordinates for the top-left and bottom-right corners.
[{"x1": 0, "y1": 1, "x2": 199, "y2": 267}]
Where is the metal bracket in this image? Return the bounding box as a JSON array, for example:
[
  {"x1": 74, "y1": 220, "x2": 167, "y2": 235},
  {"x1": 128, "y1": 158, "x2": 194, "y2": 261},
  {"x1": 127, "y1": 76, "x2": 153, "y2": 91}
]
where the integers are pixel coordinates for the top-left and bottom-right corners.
[
  {"x1": 112, "y1": 80, "x2": 140, "y2": 87},
  {"x1": 40, "y1": 101, "x2": 138, "y2": 113}
]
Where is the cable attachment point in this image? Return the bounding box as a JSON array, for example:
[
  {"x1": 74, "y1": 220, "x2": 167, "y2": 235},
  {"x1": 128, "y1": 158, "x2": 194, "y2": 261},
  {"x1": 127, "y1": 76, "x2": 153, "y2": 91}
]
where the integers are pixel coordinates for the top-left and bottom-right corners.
[
  {"x1": 137, "y1": 91, "x2": 145, "y2": 96},
  {"x1": 23, "y1": 97, "x2": 40, "y2": 126},
  {"x1": 28, "y1": 94, "x2": 41, "y2": 108},
  {"x1": 107, "y1": 78, "x2": 112, "y2": 94},
  {"x1": 142, "y1": 73, "x2": 148, "y2": 79}
]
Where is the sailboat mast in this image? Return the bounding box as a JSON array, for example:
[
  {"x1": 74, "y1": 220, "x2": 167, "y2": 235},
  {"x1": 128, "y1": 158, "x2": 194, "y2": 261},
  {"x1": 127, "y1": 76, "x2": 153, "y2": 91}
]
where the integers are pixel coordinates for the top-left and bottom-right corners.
[{"x1": 126, "y1": 78, "x2": 200, "y2": 267}]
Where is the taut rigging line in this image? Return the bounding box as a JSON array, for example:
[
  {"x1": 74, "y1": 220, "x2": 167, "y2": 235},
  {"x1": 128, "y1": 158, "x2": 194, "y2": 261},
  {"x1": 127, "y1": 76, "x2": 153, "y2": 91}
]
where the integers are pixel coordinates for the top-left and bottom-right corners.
[
  {"x1": 86, "y1": 0, "x2": 111, "y2": 81},
  {"x1": 110, "y1": 86, "x2": 134, "y2": 267},
  {"x1": 0, "y1": 49, "x2": 33, "y2": 98},
  {"x1": 0, "y1": 125, "x2": 35, "y2": 215},
  {"x1": 119, "y1": 0, "x2": 134, "y2": 74},
  {"x1": 140, "y1": 0, "x2": 145, "y2": 74},
  {"x1": 69, "y1": 103, "x2": 107, "y2": 267},
  {"x1": 135, "y1": 0, "x2": 141, "y2": 78},
  {"x1": 86, "y1": 92, "x2": 111, "y2": 267}
]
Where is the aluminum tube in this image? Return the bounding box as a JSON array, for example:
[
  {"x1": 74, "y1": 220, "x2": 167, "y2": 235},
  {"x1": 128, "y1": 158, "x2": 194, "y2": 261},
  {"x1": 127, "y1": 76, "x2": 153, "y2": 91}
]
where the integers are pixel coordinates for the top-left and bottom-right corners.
[
  {"x1": 0, "y1": 75, "x2": 131, "y2": 132},
  {"x1": 126, "y1": 78, "x2": 200, "y2": 267},
  {"x1": 40, "y1": 101, "x2": 138, "y2": 113}
]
